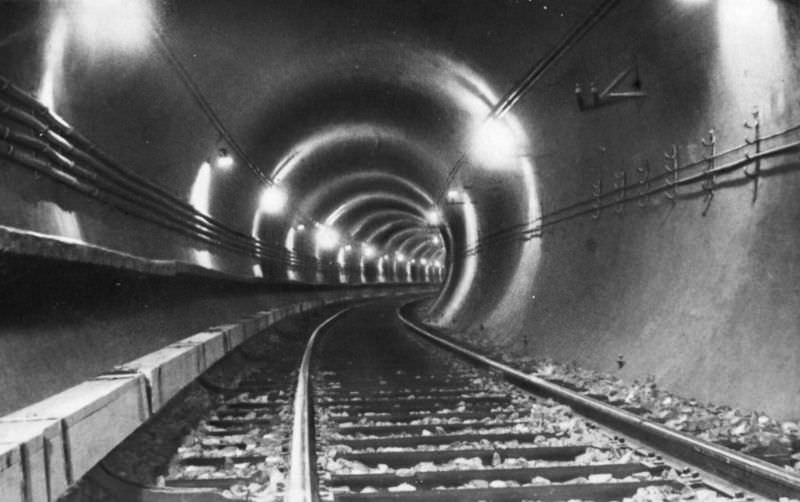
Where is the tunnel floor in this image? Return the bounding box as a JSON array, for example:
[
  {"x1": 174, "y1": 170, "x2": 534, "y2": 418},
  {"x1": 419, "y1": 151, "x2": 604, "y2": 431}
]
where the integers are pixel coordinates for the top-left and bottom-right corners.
[{"x1": 50, "y1": 299, "x2": 799, "y2": 501}]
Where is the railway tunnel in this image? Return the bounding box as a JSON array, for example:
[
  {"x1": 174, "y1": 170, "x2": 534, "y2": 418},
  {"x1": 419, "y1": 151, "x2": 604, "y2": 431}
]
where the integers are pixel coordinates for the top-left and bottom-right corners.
[{"x1": 1, "y1": 1, "x2": 800, "y2": 501}]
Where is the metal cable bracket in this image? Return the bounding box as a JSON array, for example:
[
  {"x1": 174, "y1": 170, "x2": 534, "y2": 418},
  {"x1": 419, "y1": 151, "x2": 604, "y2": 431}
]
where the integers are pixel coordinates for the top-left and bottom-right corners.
[
  {"x1": 701, "y1": 129, "x2": 717, "y2": 216},
  {"x1": 575, "y1": 64, "x2": 647, "y2": 111},
  {"x1": 743, "y1": 108, "x2": 761, "y2": 203},
  {"x1": 637, "y1": 159, "x2": 650, "y2": 207},
  {"x1": 663, "y1": 144, "x2": 679, "y2": 202},
  {"x1": 613, "y1": 169, "x2": 626, "y2": 214},
  {"x1": 591, "y1": 179, "x2": 603, "y2": 219}
]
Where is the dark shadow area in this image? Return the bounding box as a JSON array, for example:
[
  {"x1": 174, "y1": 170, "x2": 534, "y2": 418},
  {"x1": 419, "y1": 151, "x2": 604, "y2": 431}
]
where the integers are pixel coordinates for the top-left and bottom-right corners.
[{"x1": 0, "y1": 252, "x2": 419, "y2": 321}]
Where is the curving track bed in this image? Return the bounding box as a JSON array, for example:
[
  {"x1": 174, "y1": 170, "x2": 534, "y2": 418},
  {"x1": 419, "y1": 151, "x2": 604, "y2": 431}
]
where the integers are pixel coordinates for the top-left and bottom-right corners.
[
  {"x1": 74, "y1": 308, "x2": 338, "y2": 502},
  {"x1": 75, "y1": 298, "x2": 800, "y2": 501},
  {"x1": 297, "y1": 301, "x2": 793, "y2": 502}
]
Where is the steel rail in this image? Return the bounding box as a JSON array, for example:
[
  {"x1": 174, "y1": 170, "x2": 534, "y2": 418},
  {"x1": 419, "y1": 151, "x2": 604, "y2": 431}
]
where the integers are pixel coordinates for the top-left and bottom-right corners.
[
  {"x1": 397, "y1": 303, "x2": 800, "y2": 500},
  {"x1": 286, "y1": 307, "x2": 354, "y2": 502}
]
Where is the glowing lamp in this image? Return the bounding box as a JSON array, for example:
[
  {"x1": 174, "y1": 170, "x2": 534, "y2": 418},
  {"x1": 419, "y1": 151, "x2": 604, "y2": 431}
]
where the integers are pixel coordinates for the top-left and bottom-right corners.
[
  {"x1": 362, "y1": 244, "x2": 376, "y2": 258},
  {"x1": 216, "y1": 148, "x2": 234, "y2": 169},
  {"x1": 259, "y1": 185, "x2": 287, "y2": 214},
  {"x1": 316, "y1": 226, "x2": 340, "y2": 250},
  {"x1": 71, "y1": 0, "x2": 152, "y2": 50},
  {"x1": 425, "y1": 209, "x2": 442, "y2": 226},
  {"x1": 471, "y1": 118, "x2": 518, "y2": 168}
]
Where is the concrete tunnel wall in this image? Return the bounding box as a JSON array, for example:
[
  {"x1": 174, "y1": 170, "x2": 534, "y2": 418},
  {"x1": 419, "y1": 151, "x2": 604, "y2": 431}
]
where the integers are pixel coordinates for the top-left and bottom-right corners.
[
  {"x1": 1, "y1": 0, "x2": 799, "y2": 423},
  {"x1": 0, "y1": 3, "x2": 448, "y2": 283},
  {"x1": 427, "y1": 0, "x2": 800, "y2": 419},
  {"x1": 0, "y1": 3, "x2": 267, "y2": 277},
  {"x1": 0, "y1": 2, "x2": 448, "y2": 418}
]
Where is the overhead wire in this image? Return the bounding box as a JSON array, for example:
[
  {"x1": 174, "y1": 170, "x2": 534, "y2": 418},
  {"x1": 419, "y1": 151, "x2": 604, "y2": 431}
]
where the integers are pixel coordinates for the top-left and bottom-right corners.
[{"x1": 434, "y1": 0, "x2": 623, "y2": 206}]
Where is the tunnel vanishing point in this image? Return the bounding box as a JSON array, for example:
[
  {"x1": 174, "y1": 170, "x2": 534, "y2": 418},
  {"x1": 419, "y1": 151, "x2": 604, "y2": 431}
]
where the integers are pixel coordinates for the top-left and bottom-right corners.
[{"x1": 0, "y1": 1, "x2": 799, "y2": 499}]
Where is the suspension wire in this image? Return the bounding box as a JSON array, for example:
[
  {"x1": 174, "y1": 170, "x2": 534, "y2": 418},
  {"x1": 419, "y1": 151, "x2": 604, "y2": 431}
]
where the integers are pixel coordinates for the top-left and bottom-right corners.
[
  {"x1": 435, "y1": 0, "x2": 623, "y2": 205},
  {"x1": 150, "y1": 24, "x2": 272, "y2": 186},
  {"x1": 149, "y1": 18, "x2": 327, "y2": 240},
  {"x1": 490, "y1": 0, "x2": 622, "y2": 120}
]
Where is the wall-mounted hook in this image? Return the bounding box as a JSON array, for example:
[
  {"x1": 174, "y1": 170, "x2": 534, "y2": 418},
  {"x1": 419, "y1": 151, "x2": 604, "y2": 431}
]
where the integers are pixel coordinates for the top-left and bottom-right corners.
[
  {"x1": 575, "y1": 83, "x2": 585, "y2": 111},
  {"x1": 743, "y1": 108, "x2": 761, "y2": 203},
  {"x1": 637, "y1": 160, "x2": 650, "y2": 208},
  {"x1": 701, "y1": 129, "x2": 716, "y2": 216},
  {"x1": 663, "y1": 144, "x2": 679, "y2": 203},
  {"x1": 613, "y1": 170, "x2": 626, "y2": 214},
  {"x1": 591, "y1": 180, "x2": 602, "y2": 220},
  {"x1": 590, "y1": 81, "x2": 600, "y2": 108},
  {"x1": 575, "y1": 64, "x2": 647, "y2": 111}
]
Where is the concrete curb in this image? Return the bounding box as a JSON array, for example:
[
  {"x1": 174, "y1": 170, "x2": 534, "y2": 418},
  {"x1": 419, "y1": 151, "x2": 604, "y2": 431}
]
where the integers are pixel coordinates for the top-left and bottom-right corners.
[{"x1": 0, "y1": 288, "x2": 422, "y2": 502}]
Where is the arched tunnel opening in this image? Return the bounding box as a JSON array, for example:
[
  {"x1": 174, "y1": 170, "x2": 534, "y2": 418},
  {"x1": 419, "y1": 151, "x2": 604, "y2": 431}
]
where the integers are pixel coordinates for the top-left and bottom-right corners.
[{"x1": 1, "y1": 1, "x2": 800, "y2": 500}]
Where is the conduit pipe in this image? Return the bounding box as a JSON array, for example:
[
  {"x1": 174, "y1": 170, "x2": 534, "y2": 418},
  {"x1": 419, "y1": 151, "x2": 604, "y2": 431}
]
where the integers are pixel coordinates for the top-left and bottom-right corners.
[
  {"x1": 0, "y1": 83, "x2": 321, "y2": 269},
  {"x1": 465, "y1": 136, "x2": 800, "y2": 256},
  {"x1": 0, "y1": 95, "x2": 278, "y2": 256}
]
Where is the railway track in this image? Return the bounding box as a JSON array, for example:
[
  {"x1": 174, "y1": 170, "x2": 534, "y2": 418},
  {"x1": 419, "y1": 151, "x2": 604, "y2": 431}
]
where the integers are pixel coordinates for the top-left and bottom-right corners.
[
  {"x1": 156, "y1": 331, "x2": 302, "y2": 497},
  {"x1": 75, "y1": 309, "x2": 333, "y2": 502},
  {"x1": 293, "y1": 303, "x2": 741, "y2": 502},
  {"x1": 80, "y1": 299, "x2": 800, "y2": 501}
]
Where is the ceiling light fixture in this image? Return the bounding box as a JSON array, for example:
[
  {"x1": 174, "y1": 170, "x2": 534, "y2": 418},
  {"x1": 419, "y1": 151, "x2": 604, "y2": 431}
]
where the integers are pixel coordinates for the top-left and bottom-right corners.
[
  {"x1": 362, "y1": 244, "x2": 376, "y2": 259},
  {"x1": 259, "y1": 185, "x2": 287, "y2": 214},
  {"x1": 216, "y1": 148, "x2": 234, "y2": 169},
  {"x1": 425, "y1": 208, "x2": 442, "y2": 226},
  {"x1": 316, "y1": 226, "x2": 340, "y2": 250}
]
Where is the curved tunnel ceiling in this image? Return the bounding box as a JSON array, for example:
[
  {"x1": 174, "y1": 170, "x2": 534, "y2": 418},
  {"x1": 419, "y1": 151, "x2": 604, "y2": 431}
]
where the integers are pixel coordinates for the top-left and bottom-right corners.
[
  {"x1": 39, "y1": 0, "x2": 573, "y2": 323},
  {"x1": 362, "y1": 218, "x2": 428, "y2": 245},
  {"x1": 351, "y1": 210, "x2": 427, "y2": 239},
  {"x1": 190, "y1": 4, "x2": 545, "y2": 320}
]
